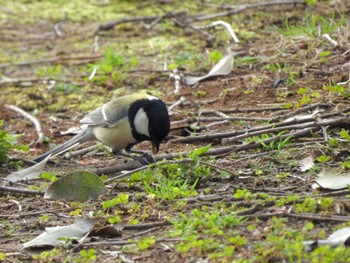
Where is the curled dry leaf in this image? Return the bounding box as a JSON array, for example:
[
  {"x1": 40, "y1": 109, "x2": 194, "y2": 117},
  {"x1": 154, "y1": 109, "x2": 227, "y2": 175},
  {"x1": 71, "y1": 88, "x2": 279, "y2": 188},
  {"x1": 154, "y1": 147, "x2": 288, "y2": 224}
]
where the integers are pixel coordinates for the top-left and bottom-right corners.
[
  {"x1": 284, "y1": 109, "x2": 321, "y2": 123},
  {"x1": 184, "y1": 50, "x2": 234, "y2": 86},
  {"x1": 312, "y1": 168, "x2": 350, "y2": 190},
  {"x1": 299, "y1": 156, "x2": 314, "y2": 172},
  {"x1": 303, "y1": 227, "x2": 350, "y2": 251},
  {"x1": 4, "y1": 154, "x2": 51, "y2": 182},
  {"x1": 23, "y1": 218, "x2": 98, "y2": 249}
]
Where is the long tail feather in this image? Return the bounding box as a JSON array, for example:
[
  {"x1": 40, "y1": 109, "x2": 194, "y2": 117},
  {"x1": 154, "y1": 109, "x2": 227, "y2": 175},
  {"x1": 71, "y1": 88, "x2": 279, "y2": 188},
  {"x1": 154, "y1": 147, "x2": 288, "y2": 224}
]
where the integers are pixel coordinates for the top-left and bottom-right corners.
[{"x1": 33, "y1": 128, "x2": 94, "y2": 162}]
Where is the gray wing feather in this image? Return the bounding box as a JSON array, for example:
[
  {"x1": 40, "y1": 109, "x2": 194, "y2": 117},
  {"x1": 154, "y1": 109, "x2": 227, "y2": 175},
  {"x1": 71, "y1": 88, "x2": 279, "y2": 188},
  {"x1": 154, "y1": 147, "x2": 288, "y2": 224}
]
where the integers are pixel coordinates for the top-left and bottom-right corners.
[{"x1": 80, "y1": 100, "x2": 129, "y2": 127}]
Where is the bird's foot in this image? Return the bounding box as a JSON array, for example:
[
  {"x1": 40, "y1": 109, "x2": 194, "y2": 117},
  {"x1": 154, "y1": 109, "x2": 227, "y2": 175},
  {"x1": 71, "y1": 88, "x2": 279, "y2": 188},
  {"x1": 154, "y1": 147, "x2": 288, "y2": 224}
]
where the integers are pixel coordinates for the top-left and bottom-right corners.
[{"x1": 132, "y1": 152, "x2": 156, "y2": 165}]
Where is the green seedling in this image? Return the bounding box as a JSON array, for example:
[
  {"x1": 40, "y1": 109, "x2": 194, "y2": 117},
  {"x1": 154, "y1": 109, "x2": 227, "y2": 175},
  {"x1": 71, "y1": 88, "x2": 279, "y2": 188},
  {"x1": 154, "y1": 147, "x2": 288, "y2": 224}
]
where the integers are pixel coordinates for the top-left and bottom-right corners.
[
  {"x1": 340, "y1": 129, "x2": 350, "y2": 140},
  {"x1": 278, "y1": 13, "x2": 345, "y2": 37},
  {"x1": 0, "y1": 120, "x2": 29, "y2": 163},
  {"x1": 246, "y1": 132, "x2": 291, "y2": 157},
  {"x1": 77, "y1": 249, "x2": 97, "y2": 262},
  {"x1": 170, "y1": 208, "x2": 245, "y2": 257},
  {"x1": 130, "y1": 145, "x2": 211, "y2": 201},
  {"x1": 40, "y1": 171, "x2": 57, "y2": 182},
  {"x1": 323, "y1": 84, "x2": 350, "y2": 98},
  {"x1": 144, "y1": 177, "x2": 198, "y2": 201},
  {"x1": 316, "y1": 155, "x2": 330, "y2": 163},
  {"x1": 137, "y1": 236, "x2": 157, "y2": 251},
  {"x1": 209, "y1": 50, "x2": 223, "y2": 64},
  {"x1": 101, "y1": 194, "x2": 129, "y2": 210}
]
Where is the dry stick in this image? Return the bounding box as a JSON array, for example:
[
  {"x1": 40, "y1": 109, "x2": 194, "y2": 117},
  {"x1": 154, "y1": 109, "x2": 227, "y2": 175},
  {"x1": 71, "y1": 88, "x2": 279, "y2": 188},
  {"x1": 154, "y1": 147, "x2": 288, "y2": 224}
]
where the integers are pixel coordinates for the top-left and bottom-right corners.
[
  {"x1": 171, "y1": 116, "x2": 272, "y2": 126},
  {"x1": 0, "y1": 78, "x2": 86, "y2": 87},
  {"x1": 220, "y1": 0, "x2": 304, "y2": 10},
  {"x1": 0, "y1": 209, "x2": 64, "y2": 219},
  {"x1": 170, "y1": 114, "x2": 347, "y2": 144},
  {"x1": 83, "y1": 237, "x2": 181, "y2": 248},
  {"x1": 187, "y1": 0, "x2": 304, "y2": 22},
  {"x1": 0, "y1": 57, "x2": 59, "y2": 68},
  {"x1": 0, "y1": 77, "x2": 53, "y2": 87},
  {"x1": 201, "y1": 106, "x2": 285, "y2": 114},
  {"x1": 171, "y1": 102, "x2": 332, "y2": 131},
  {"x1": 92, "y1": 11, "x2": 187, "y2": 35},
  {"x1": 64, "y1": 145, "x2": 100, "y2": 159},
  {"x1": 223, "y1": 117, "x2": 348, "y2": 145},
  {"x1": 279, "y1": 103, "x2": 332, "y2": 121},
  {"x1": 0, "y1": 185, "x2": 44, "y2": 196},
  {"x1": 0, "y1": 54, "x2": 102, "y2": 69},
  {"x1": 317, "y1": 189, "x2": 350, "y2": 197},
  {"x1": 244, "y1": 212, "x2": 350, "y2": 222},
  {"x1": 105, "y1": 158, "x2": 236, "y2": 184},
  {"x1": 94, "y1": 127, "x2": 318, "y2": 175},
  {"x1": 5, "y1": 104, "x2": 45, "y2": 145},
  {"x1": 124, "y1": 221, "x2": 170, "y2": 230},
  {"x1": 93, "y1": 0, "x2": 303, "y2": 35},
  {"x1": 105, "y1": 165, "x2": 149, "y2": 184}
]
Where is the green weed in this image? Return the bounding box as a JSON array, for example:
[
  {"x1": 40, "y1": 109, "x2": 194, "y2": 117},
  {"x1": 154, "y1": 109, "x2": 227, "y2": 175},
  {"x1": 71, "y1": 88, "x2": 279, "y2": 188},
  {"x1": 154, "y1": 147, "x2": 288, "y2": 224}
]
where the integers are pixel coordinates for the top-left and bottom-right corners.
[
  {"x1": 77, "y1": 249, "x2": 97, "y2": 262},
  {"x1": 323, "y1": 84, "x2": 350, "y2": 98},
  {"x1": 262, "y1": 62, "x2": 290, "y2": 72},
  {"x1": 32, "y1": 248, "x2": 63, "y2": 262},
  {"x1": 144, "y1": 176, "x2": 198, "y2": 201},
  {"x1": 130, "y1": 145, "x2": 212, "y2": 201},
  {"x1": 137, "y1": 236, "x2": 157, "y2": 251},
  {"x1": 101, "y1": 194, "x2": 129, "y2": 210},
  {"x1": 170, "y1": 208, "x2": 245, "y2": 257},
  {"x1": 40, "y1": 171, "x2": 58, "y2": 182},
  {"x1": 168, "y1": 51, "x2": 206, "y2": 70},
  {"x1": 0, "y1": 120, "x2": 29, "y2": 163},
  {"x1": 316, "y1": 155, "x2": 330, "y2": 163},
  {"x1": 278, "y1": 13, "x2": 345, "y2": 37},
  {"x1": 209, "y1": 50, "x2": 223, "y2": 63},
  {"x1": 245, "y1": 132, "x2": 292, "y2": 157},
  {"x1": 88, "y1": 47, "x2": 139, "y2": 85}
]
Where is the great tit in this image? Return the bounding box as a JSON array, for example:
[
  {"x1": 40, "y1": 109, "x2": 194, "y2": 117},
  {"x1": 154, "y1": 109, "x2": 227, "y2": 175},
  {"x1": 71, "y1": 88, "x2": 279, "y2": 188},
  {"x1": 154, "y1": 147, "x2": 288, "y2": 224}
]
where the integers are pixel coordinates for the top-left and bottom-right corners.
[{"x1": 33, "y1": 93, "x2": 170, "y2": 163}]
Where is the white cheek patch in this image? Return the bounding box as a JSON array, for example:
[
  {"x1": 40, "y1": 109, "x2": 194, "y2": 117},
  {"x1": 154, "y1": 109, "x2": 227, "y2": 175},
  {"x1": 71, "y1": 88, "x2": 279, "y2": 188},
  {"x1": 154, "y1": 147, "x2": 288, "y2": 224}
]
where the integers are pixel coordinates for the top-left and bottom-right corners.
[{"x1": 134, "y1": 108, "x2": 150, "y2": 137}]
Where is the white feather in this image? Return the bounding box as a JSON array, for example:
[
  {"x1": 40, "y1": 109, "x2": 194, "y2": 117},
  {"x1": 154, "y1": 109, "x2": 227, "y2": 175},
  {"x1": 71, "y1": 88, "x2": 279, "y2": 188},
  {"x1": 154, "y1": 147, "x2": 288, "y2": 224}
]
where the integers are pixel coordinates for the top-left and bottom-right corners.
[{"x1": 101, "y1": 104, "x2": 108, "y2": 121}]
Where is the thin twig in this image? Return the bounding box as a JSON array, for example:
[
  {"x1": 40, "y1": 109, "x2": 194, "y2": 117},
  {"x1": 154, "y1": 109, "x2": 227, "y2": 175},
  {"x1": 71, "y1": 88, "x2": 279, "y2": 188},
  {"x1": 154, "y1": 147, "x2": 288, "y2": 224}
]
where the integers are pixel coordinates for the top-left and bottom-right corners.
[
  {"x1": 94, "y1": 127, "x2": 318, "y2": 175},
  {"x1": 244, "y1": 211, "x2": 350, "y2": 222},
  {"x1": 93, "y1": 11, "x2": 187, "y2": 35},
  {"x1": 223, "y1": 117, "x2": 347, "y2": 145},
  {"x1": 168, "y1": 96, "x2": 186, "y2": 112},
  {"x1": 0, "y1": 55, "x2": 102, "y2": 69},
  {"x1": 0, "y1": 185, "x2": 44, "y2": 196},
  {"x1": 170, "y1": 115, "x2": 347, "y2": 144},
  {"x1": 5, "y1": 104, "x2": 45, "y2": 145},
  {"x1": 171, "y1": 116, "x2": 272, "y2": 126}
]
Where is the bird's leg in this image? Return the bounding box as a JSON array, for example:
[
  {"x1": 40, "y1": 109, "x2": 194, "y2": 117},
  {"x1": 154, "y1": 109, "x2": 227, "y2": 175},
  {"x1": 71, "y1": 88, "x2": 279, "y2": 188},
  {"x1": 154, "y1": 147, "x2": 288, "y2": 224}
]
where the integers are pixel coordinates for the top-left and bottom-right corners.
[
  {"x1": 127, "y1": 146, "x2": 156, "y2": 165},
  {"x1": 115, "y1": 146, "x2": 156, "y2": 165}
]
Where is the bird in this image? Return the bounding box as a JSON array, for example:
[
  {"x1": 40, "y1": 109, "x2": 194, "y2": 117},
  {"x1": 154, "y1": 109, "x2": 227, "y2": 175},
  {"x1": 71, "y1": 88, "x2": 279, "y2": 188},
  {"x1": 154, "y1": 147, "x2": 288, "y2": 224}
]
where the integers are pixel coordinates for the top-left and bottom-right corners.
[{"x1": 33, "y1": 93, "x2": 170, "y2": 164}]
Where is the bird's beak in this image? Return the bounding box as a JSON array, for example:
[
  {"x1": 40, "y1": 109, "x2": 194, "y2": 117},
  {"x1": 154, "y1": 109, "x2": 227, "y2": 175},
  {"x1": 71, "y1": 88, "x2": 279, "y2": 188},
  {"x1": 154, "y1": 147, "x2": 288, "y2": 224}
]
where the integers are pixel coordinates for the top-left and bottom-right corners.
[{"x1": 152, "y1": 141, "x2": 160, "y2": 154}]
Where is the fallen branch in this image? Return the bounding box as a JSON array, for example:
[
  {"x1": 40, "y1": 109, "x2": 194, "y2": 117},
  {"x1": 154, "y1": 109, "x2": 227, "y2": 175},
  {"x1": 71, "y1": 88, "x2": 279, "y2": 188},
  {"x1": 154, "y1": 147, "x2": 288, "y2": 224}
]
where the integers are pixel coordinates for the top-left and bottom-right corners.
[
  {"x1": 170, "y1": 115, "x2": 348, "y2": 144},
  {"x1": 92, "y1": 0, "x2": 304, "y2": 35},
  {"x1": 244, "y1": 211, "x2": 350, "y2": 222},
  {"x1": 94, "y1": 127, "x2": 318, "y2": 175},
  {"x1": 0, "y1": 185, "x2": 44, "y2": 196},
  {"x1": 0, "y1": 54, "x2": 102, "y2": 69},
  {"x1": 171, "y1": 116, "x2": 272, "y2": 126},
  {"x1": 223, "y1": 117, "x2": 348, "y2": 145},
  {"x1": 5, "y1": 104, "x2": 45, "y2": 145},
  {"x1": 92, "y1": 11, "x2": 187, "y2": 35}
]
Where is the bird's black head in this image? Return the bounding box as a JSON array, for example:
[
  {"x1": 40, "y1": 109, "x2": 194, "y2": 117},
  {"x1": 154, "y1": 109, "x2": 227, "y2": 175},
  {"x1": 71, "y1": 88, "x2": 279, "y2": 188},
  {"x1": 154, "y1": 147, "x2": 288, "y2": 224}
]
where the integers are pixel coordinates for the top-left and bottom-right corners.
[{"x1": 129, "y1": 98, "x2": 170, "y2": 153}]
